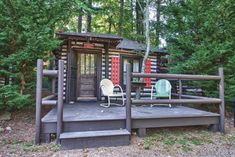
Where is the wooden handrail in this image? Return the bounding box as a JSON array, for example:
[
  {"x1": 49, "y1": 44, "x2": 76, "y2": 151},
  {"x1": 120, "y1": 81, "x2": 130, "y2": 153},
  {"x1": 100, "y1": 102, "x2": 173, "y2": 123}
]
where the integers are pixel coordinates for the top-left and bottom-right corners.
[
  {"x1": 132, "y1": 98, "x2": 221, "y2": 105},
  {"x1": 132, "y1": 73, "x2": 221, "y2": 80},
  {"x1": 42, "y1": 94, "x2": 57, "y2": 101},
  {"x1": 35, "y1": 59, "x2": 65, "y2": 145},
  {"x1": 42, "y1": 100, "x2": 57, "y2": 105},
  {"x1": 43, "y1": 70, "x2": 58, "y2": 77},
  {"x1": 125, "y1": 64, "x2": 225, "y2": 133}
]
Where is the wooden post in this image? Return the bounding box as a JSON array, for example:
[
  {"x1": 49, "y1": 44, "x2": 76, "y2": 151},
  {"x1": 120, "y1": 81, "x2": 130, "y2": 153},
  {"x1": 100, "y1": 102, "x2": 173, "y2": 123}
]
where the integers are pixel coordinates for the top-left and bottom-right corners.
[
  {"x1": 57, "y1": 60, "x2": 64, "y2": 143},
  {"x1": 104, "y1": 43, "x2": 109, "y2": 78},
  {"x1": 218, "y1": 67, "x2": 225, "y2": 133},
  {"x1": 179, "y1": 79, "x2": 182, "y2": 99},
  {"x1": 35, "y1": 59, "x2": 43, "y2": 144},
  {"x1": 126, "y1": 63, "x2": 132, "y2": 132},
  {"x1": 51, "y1": 78, "x2": 56, "y2": 94}
]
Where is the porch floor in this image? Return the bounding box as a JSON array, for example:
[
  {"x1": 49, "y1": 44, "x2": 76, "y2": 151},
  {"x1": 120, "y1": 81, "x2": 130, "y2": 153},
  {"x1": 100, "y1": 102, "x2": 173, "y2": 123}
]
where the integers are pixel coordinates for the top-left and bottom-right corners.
[{"x1": 42, "y1": 102, "x2": 219, "y2": 123}]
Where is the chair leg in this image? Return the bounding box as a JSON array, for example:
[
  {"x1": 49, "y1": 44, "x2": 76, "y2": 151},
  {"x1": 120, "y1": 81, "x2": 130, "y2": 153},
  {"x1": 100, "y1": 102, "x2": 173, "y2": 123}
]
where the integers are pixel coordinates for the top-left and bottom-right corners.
[
  {"x1": 169, "y1": 95, "x2": 172, "y2": 108},
  {"x1": 122, "y1": 94, "x2": 125, "y2": 106}
]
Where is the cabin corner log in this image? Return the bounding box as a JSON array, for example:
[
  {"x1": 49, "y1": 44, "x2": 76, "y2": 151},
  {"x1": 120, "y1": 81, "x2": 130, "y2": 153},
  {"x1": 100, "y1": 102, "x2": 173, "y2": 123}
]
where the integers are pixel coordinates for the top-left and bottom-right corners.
[
  {"x1": 126, "y1": 63, "x2": 132, "y2": 132},
  {"x1": 132, "y1": 73, "x2": 221, "y2": 80},
  {"x1": 35, "y1": 59, "x2": 43, "y2": 144},
  {"x1": 218, "y1": 67, "x2": 225, "y2": 133},
  {"x1": 57, "y1": 60, "x2": 64, "y2": 143}
]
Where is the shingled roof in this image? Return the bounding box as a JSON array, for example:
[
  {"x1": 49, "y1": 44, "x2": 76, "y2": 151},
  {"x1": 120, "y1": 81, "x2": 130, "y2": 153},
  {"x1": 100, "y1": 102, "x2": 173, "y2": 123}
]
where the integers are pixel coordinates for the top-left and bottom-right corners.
[{"x1": 117, "y1": 38, "x2": 166, "y2": 54}]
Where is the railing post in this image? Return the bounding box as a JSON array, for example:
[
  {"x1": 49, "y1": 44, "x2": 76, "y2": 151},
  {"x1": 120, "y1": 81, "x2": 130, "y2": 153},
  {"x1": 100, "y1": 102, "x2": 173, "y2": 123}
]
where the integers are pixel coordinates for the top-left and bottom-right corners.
[
  {"x1": 218, "y1": 67, "x2": 225, "y2": 133},
  {"x1": 57, "y1": 60, "x2": 64, "y2": 143},
  {"x1": 51, "y1": 78, "x2": 56, "y2": 94},
  {"x1": 126, "y1": 63, "x2": 132, "y2": 132},
  {"x1": 35, "y1": 59, "x2": 43, "y2": 144},
  {"x1": 179, "y1": 79, "x2": 182, "y2": 106}
]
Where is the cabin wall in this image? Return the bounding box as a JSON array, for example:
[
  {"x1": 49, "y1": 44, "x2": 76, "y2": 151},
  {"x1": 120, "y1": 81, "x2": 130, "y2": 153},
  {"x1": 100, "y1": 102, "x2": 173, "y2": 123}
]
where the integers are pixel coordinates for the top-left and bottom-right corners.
[{"x1": 55, "y1": 40, "x2": 165, "y2": 101}]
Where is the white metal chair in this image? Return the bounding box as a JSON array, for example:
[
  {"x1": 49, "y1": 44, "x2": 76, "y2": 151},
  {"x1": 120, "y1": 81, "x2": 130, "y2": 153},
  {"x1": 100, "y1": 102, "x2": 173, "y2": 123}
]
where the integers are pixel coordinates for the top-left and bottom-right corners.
[
  {"x1": 150, "y1": 79, "x2": 172, "y2": 107},
  {"x1": 100, "y1": 79, "x2": 125, "y2": 108}
]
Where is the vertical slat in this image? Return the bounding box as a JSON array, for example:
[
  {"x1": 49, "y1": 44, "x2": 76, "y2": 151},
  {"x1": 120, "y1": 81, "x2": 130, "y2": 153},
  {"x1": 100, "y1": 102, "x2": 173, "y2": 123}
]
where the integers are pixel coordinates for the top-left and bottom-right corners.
[
  {"x1": 179, "y1": 79, "x2": 182, "y2": 99},
  {"x1": 126, "y1": 63, "x2": 132, "y2": 132},
  {"x1": 218, "y1": 67, "x2": 225, "y2": 133},
  {"x1": 65, "y1": 40, "x2": 71, "y2": 103},
  {"x1": 51, "y1": 78, "x2": 56, "y2": 94},
  {"x1": 57, "y1": 60, "x2": 64, "y2": 143},
  {"x1": 104, "y1": 43, "x2": 109, "y2": 78},
  {"x1": 35, "y1": 59, "x2": 43, "y2": 144}
]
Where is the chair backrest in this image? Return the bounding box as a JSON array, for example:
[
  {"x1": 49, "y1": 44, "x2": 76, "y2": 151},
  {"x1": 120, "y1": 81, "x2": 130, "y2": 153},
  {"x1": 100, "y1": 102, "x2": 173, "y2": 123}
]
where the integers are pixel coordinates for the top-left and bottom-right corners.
[
  {"x1": 100, "y1": 79, "x2": 114, "y2": 96},
  {"x1": 154, "y1": 79, "x2": 171, "y2": 96}
]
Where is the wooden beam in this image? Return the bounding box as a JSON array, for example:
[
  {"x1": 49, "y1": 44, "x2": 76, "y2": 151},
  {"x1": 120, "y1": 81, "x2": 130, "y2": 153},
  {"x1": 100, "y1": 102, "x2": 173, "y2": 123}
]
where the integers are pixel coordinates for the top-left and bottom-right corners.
[
  {"x1": 43, "y1": 70, "x2": 58, "y2": 77},
  {"x1": 65, "y1": 40, "x2": 71, "y2": 103},
  {"x1": 132, "y1": 73, "x2": 221, "y2": 80},
  {"x1": 218, "y1": 67, "x2": 225, "y2": 133},
  {"x1": 42, "y1": 100, "x2": 57, "y2": 106},
  {"x1": 132, "y1": 98, "x2": 222, "y2": 105},
  {"x1": 57, "y1": 60, "x2": 64, "y2": 143},
  {"x1": 35, "y1": 59, "x2": 43, "y2": 144},
  {"x1": 42, "y1": 94, "x2": 57, "y2": 101},
  {"x1": 126, "y1": 63, "x2": 132, "y2": 132},
  {"x1": 179, "y1": 79, "x2": 182, "y2": 99}
]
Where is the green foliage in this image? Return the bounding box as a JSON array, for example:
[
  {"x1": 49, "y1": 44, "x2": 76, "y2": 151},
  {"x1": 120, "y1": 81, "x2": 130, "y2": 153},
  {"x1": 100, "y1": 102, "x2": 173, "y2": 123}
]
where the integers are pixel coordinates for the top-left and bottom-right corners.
[
  {"x1": 164, "y1": 0, "x2": 235, "y2": 106},
  {"x1": 0, "y1": 0, "x2": 85, "y2": 110},
  {"x1": 0, "y1": 85, "x2": 31, "y2": 110}
]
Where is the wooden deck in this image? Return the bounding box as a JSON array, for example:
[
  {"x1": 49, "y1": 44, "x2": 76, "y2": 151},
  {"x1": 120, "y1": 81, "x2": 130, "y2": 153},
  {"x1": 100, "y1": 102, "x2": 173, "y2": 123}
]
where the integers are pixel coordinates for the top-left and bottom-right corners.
[{"x1": 42, "y1": 102, "x2": 219, "y2": 122}]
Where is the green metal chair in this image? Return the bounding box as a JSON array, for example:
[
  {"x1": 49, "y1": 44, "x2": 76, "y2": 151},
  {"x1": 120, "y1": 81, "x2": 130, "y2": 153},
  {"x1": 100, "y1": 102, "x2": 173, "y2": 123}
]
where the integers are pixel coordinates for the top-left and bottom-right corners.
[{"x1": 150, "y1": 79, "x2": 172, "y2": 107}]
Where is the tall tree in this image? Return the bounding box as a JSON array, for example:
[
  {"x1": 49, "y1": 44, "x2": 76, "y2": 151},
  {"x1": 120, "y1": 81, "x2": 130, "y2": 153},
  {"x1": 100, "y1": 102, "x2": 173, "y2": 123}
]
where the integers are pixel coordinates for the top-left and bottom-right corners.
[
  {"x1": 164, "y1": 0, "x2": 235, "y2": 103},
  {"x1": 0, "y1": 0, "x2": 84, "y2": 109},
  {"x1": 155, "y1": 0, "x2": 161, "y2": 43},
  {"x1": 118, "y1": 0, "x2": 124, "y2": 36},
  {"x1": 87, "y1": 0, "x2": 92, "y2": 32},
  {"x1": 140, "y1": 0, "x2": 150, "y2": 74},
  {"x1": 78, "y1": 9, "x2": 83, "y2": 32}
]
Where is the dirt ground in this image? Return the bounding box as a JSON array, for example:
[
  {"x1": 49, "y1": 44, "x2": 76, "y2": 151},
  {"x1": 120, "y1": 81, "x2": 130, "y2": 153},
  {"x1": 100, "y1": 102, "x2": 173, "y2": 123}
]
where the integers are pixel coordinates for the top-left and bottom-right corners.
[{"x1": 0, "y1": 109, "x2": 235, "y2": 157}]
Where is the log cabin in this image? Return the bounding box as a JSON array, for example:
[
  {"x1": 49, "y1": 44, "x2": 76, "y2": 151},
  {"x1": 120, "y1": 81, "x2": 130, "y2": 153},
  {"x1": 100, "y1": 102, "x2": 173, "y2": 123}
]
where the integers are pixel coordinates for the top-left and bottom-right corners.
[
  {"x1": 54, "y1": 32, "x2": 168, "y2": 102},
  {"x1": 35, "y1": 32, "x2": 225, "y2": 149}
]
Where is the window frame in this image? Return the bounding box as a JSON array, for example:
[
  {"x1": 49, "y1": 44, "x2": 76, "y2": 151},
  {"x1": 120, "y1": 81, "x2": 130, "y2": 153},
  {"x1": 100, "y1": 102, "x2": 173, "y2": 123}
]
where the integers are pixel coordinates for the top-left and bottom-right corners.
[{"x1": 120, "y1": 54, "x2": 142, "y2": 88}]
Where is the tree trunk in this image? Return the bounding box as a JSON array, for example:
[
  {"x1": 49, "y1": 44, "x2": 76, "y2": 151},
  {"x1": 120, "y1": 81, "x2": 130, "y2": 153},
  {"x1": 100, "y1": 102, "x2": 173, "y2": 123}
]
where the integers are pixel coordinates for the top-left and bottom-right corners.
[
  {"x1": 78, "y1": 9, "x2": 83, "y2": 33},
  {"x1": 108, "y1": 16, "x2": 112, "y2": 33},
  {"x1": 118, "y1": 0, "x2": 124, "y2": 36},
  {"x1": 87, "y1": 0, "x2": 92, "y2": 32},
  {"x1": 155, "y1": 0, "x2": 161, "y2": 44},
  {"x1": 20, "y1": 63, "x2": 26, "y2": 95},
  {"x1": 136, "y1": 0, "x2": 145, "y2": 35},
  {"x1": 140, "y1": 0, "x2": 150, "y2": 78}
]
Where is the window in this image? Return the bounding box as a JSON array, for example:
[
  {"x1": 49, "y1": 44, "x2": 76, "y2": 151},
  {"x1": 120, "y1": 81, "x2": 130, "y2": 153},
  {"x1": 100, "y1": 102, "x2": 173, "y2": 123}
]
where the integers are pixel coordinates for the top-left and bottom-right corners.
[{"x1": 122, "y1": 57, "x2": 141, "y2": 86}]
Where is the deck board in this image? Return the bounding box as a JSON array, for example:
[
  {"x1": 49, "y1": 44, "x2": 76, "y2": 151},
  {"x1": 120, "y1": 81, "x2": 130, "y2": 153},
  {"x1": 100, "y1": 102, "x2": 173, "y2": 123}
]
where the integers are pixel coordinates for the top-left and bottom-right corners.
[{"x1": 42, "y1": 102, "x2": 219, "y2": 123}]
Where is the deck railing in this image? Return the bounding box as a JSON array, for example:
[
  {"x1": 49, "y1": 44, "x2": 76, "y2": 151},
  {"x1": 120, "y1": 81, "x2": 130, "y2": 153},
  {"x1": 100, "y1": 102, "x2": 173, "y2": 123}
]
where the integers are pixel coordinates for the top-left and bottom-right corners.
[
  {"x1": 125, "y1": 63, "x2": 225, "y2": 133},
  {"x1": 35, "y1": 59, "x2": 64, "y2": 144}
]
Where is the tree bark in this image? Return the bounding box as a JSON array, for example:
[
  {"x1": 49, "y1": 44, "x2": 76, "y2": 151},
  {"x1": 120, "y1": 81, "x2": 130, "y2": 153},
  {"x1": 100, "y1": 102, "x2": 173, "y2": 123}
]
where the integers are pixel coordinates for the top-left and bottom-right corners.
[
  {"x1": 20, "y1": 63, "x2": 26, "y2": 95},
  {"x1": 155, "y1": 0, "x2": 161, "y2": 43},
  {"x1": 87, "y1": 0, "x2": 92, "y2": 32},
  {"x1": 78, "y1": 9, "x2": 83, "y2": 33},
  {"x1": 118, "y1": 0, "x2": 124, "y2": 36},
  {"x1": 136, "y1": 0, "x2": 145, "y2": 35},
  {"x1": 140, "y1": 0, "x2": 150, "y2": 78},
  {"x1": 108, "y1": 16, "x2": 112, "y2": 33}
]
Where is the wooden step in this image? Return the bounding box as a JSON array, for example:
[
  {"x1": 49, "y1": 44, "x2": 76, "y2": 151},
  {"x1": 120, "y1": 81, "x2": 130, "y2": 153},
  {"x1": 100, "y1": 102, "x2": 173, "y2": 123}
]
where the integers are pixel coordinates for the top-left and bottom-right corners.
[{"x1": 60, "y1": 129, "x2": 130, "y2": 149}]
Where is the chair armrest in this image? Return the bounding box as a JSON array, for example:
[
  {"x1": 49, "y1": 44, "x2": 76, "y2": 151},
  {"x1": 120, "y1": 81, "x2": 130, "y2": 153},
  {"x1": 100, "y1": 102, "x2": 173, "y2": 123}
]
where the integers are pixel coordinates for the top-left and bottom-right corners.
[{"x1": 114, "y1": 85, "x2": 124, "y2": 94}]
